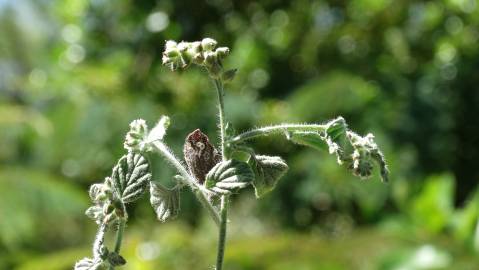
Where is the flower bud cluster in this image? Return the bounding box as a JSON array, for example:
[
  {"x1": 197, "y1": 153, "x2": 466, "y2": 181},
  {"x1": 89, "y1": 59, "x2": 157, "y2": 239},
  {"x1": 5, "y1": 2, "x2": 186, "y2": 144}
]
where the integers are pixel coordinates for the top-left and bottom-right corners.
[
  {"x1": 124, "y1": 116, "x2": 170, "y2": 153},
  {"x1": 345, "y1": 131, "x2": 389, "y2": 182},
  {"x1": 124, "y1": 119, "x2": 150, "y2": 152},
  {"x1": 162, "y1": 38, "x2": 230, "y2": 78},
  {"x1": 85, "y1": 177, "x2": 126, "y2": 225}
]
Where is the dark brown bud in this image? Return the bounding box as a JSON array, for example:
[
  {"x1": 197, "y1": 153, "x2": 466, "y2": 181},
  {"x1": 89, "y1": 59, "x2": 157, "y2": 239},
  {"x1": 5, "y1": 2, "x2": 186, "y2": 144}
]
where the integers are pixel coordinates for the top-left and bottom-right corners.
[{"x1": 183, "y1": 129, "x2": 222, "y2": 184}]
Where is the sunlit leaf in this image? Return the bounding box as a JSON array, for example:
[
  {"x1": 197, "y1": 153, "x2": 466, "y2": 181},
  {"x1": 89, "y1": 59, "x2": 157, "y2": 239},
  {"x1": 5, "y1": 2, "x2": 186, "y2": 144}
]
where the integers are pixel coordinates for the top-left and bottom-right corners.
[
  {"x1": 249, "y1": 155, "x2": 288, "y2": 198},
  {"x1": 110, "y1": 153, "x2": 151, "y2": 203},
  {"x1": 150, "y1": 182, "x2": 180, "y2": 222},
  {"x1": 205, "y1": 159, "x2": 254, "y2": 195}
]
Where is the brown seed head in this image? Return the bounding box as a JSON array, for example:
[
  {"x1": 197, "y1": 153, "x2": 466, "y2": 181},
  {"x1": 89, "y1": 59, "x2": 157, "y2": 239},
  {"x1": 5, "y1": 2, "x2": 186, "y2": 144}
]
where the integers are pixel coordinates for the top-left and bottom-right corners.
[{"x1": 183, "y1": 129, "x2": 221, "y2": 184}]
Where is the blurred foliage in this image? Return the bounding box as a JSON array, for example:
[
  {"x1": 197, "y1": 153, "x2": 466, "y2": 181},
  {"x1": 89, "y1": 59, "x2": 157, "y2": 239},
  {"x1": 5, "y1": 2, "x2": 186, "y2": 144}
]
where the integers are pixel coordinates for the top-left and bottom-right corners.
[{"x1": 1, "y1": 0, "x2": 479, "y2": 269}]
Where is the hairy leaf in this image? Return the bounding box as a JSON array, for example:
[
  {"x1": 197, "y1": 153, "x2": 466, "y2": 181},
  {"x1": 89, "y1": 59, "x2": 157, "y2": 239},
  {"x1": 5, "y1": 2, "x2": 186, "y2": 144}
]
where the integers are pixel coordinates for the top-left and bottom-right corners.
[
  {"x1": 74, "y1": 258, "x2": 107, "y2": 270},
  {"x1": 288, "y1": 131, "x2": 328, "y2": 151},
  {"x1": 147, "y1": 115, "x2": 170, "y2": 143},
  {"x1": 205, "y1": 159, "x2": 254, "y2": 195},
  {"x1": 325, "y1": 116, "x2": 348, "y2": 141},
  {"x1": 150, "y1": 182, "x2": 180, "y2": 222},
  {"x1": 111, "y1": 153, "x2": 151, "y2": 203},
  {"x1": 249, "y1": 155, "x2": 289, "y2": 198}
]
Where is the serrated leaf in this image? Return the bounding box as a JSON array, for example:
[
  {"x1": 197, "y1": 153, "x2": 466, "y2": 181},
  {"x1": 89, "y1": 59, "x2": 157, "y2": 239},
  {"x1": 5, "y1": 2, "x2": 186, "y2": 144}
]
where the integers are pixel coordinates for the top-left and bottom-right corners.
[
  {"x1": 249, "y1": 155, "x2": 288, "y2": 198},
  {"x1": 150, "y1": 182, "x2": 180, "y2": 222},
  {"x1": 74, "y1": 258, "x2": 107, "y2": 270},
  {"x1": 205, "y1": 159, "x2": 254, "y2": 195},
  {"x1": 111, "y1": 152, "x2": 151, "y2": 203}
]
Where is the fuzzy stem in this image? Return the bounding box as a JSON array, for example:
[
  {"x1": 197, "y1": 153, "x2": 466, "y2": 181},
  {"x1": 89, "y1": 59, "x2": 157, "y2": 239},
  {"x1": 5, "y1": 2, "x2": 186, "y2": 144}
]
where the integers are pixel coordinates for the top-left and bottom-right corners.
[
  {"x1": 195, "y1": 189, "x2": 221, "y2": 226},
  {"x1": 105, "y1": 219, "x2": 126, "y2": 270},
  {"x1": 93, "y1": 223, "x2": 108, "y2": 259},
  {"x1": 229, "y1": 123, "x2": 330, "y2": 144},
  {"x1": 214, "y1": 79, "x2": 227, "y2": 161},
  {"x1": 213, "y1": 77, "x2": 230, "y2": 270},
  {"x1": 114, "y1": 219, "x2": 125, "y2": 253},
  {"x1": 151, "y1": 140, "x2": 220, "y2": 225},
  {"x1": 215, "y1": 195, "x2": 229, "y2": 270}
]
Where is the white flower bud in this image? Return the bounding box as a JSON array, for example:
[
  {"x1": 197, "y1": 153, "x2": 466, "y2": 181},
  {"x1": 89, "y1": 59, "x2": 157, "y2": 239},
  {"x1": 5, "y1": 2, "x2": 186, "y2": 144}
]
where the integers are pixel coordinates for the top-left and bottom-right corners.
[
  {"x1": 177, "y1": 41, "x2": 189, "y2": 52},
  {"x1": 201, "y1": 37, "x2": 217, "y2": 51},
  {"x1": 189, "y1": 41, "x2": 202, "y2": 53},
  {"x1": 203, "y1": 51, "x2": 217, "y2": 67},
  {"x1": 215, "y1": 47, "x2": 230, "y2": 59},
  {"x1": 164, "y1": 40, "x2": 177, "y2": 50}
]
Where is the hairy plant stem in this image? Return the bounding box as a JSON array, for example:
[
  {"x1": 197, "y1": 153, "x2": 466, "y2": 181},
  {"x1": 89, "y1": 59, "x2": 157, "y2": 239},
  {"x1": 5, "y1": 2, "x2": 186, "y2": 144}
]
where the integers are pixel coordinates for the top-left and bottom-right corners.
[
  {"x1": 216, "y1": 195, "x2": 229, "y2": 270},
  {"x1": 102, "y1": 219, "x2": 126, "y2": 270},
  {"x1": 151, "y1": 140, "x2": 220, "y2": 225},
  {"x1": 114, "y1": 219, "x2": 125, "y2": 253},
  {"x1": 93, "y1": 223, "x2": 108, "y2": 258},
  {"x1": 228, "y1": 123, "x2": 331, "y2": 144},
  {"x1": 213, "y1": 78, "x2": 229, "y2": 270},
  {"x1": 214, "y1": 79, "x2": 227, "y2": 161}
]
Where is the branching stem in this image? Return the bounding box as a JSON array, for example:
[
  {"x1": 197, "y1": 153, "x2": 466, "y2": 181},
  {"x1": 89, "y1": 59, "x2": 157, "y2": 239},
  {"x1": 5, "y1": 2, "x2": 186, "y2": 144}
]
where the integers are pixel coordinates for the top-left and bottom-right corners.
[
  {"x1": 151, "y1": 140, "x2": 220, "y2": 225},
  {"x1": 229, "y1": 123, "x2": 330, "y2": 144}
]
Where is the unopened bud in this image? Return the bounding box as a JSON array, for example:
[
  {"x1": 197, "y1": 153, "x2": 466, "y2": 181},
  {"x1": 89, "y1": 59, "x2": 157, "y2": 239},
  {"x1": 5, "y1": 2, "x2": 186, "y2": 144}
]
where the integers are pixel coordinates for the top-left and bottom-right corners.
[
  {"x1": 177, "y1": 41, "x2": 189, "y2": 52},
  {"x1": 215, "y1": 47, "x2": 230, "y2": 59},
  {"x1": 192, "y1": 53, "x2": 204, "y2": 65},
  {"x1": 203, "y1": 51, "x2": 217, "y2": 67},
  {"x1": 124, "y1": 119, "x2": 149, "y2": 152},
  {"x1": 201, "y1": 37, "x2": 217, "y2": 51},
  {"x1": 89, "y1": 183, "x2": 110, "y2": 202},
  {"x1": 165, "y1": 40, "x2": 177, "y2": 47},
  {"x1": 189, "y1": 41, "x2": 202, "y2": 53}
]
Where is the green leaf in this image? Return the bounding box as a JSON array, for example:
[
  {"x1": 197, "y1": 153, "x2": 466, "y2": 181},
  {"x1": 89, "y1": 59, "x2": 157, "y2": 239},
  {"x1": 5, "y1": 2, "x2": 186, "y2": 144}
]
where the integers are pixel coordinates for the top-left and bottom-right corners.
[
  {"x1": 205, "y1": 159, "x2": 254, "y2": 195},
  {"x1": 222, "y1": 69, "x2": 237, "y2": 83},
  {"x1": 325, "y1": 116, "x2": 347, "y2": 141},
  {"x1": 107, "y1": 252, "x2": 126, "y2": 267},
  {"x1": 249, "y1": 155, "x2": 288, "y2": 198},
  {"x1": 452, "y1": 188, "x2": 479, "y2": 243},
  {"x1": 150, "y1": 182, "x2": 180, "y2": 222},
  {"x1": 410, "y1": 174, "x2": 454, "y2": 233},
  {"x1": 288, "y1": 117, "x2": 347, "y2": 153},
  {"x1": 288, "y1": 131, "x2": 328, "y2": 151},
  {"x1": 110, "y1": 153, "x2": 151, "y2": 203}
]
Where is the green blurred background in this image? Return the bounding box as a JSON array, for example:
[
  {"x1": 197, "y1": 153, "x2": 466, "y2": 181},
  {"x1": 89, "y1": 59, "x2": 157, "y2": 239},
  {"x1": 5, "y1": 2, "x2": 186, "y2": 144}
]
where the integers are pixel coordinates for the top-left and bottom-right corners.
[{"x1": 1, "y1": 0, "x2": 479, "y2": 269}]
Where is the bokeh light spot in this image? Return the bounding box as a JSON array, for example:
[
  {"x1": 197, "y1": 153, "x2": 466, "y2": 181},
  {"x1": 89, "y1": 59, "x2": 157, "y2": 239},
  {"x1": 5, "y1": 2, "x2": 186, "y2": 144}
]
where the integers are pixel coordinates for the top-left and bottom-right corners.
[{"x1": 146, "y1": 11, "x2": 170, "y2": 33}]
